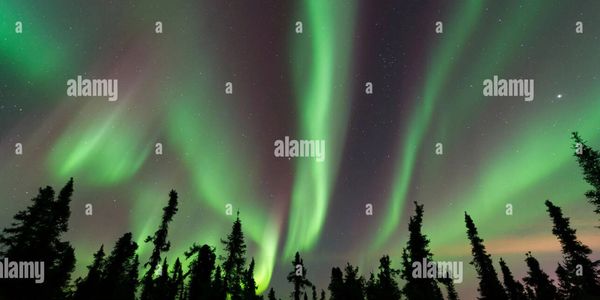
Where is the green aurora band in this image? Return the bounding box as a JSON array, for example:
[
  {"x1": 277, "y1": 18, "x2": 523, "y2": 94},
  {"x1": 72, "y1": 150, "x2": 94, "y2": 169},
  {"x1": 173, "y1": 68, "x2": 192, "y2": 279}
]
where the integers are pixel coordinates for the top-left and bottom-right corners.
[
  {"x1": 284, "y1": 0, "x2": 357, "y2": 258},
  {"x1": 370, "y1": 0, "x2": 485, "y2": 251}
]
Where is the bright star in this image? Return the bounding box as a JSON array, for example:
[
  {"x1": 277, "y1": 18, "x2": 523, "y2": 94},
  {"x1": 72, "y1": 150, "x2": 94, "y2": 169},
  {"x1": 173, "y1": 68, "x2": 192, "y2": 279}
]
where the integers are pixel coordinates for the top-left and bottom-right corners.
[{"x1": 557, "y1": 94, "x2": 563, "y2": 99}]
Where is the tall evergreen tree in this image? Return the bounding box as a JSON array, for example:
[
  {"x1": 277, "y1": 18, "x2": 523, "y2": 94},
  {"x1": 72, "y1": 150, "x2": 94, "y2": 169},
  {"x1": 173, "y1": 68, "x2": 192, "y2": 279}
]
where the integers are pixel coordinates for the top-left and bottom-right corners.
[
  {"x1": 312, "y1": 285, "x2": 317, "y2": 300},
  {"x1": 376, "y1": 255, "x2": 401, "y2": 300},
  {"x1": 439, "y1": 274, "x2": 459, "y2": 300},
  {"x1": 400, "y1": 202, "x2": 443, "y2": 300},
  {"x1": 221, "y1": 211, "x2": 247, "y2": 300},
  {"x1": 154, "y1": 259, "x2": 171, "y2": 300},
  {"x1": 522, "y1": 252, "x2": 557, "y2": 300},
  {"x1": 102, "y1": 232, "x2": 140, "y2": 300},
  {"x1": 366, "y1": 273, "x2": 378, "y2": 300},
  {"x1": 287, "y1": 252, "x2": 312, "y2": 300},
  {"x1": 367, "y1": 255, "x2": 401, "y2": 300},
  {"x1": 498, "y1": 258, "x2": 527, "y2": 300},
  {"x1": 328, "y1": 267, "x2": 344, "y2": 300},
  {"x1": 171, "y1": 258, "x2": 185, "y2": 300},
  {"x1": 267, "y1": 288, "x2": 278, "y2": 300},
  {"x1": 141, "y1": 190, "x2": 179, "y2": 300},
  {"x1": 243, "y1": 258, "x2": 258, "y2": 300},
  {"x1": 464, "y1": 212, "x2": 507, "y2": 300},
  {"x1": 73, "y1": 246, "x2": 105, "y2": 300},
  {"x1": 0, "y1": 178, "x2": 76, "y2": 300},
  {"x1": 571, "y1": 132, "x2": 600, "y2": 221},
  {"x1": 342, "y1": 263, "x2": 366, "y2": 300},
  {"x1": 545, "y1": 200, "x2": 600, "y2": 298},
  {"x1": 186, "y1": 244, "x2": 216, "y2": 300},
  {"x1": 319, "y1": 290, "x2": 326, "y2": 300},
  {"x1": 212, "y1": 266, "x2": 227, "y2": 300}
]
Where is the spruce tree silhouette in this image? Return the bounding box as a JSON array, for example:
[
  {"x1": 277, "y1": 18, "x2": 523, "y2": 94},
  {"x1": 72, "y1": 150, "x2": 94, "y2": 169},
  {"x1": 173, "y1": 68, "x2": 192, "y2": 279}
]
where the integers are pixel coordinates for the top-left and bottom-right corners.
[
  {"x1": 101, "y1": 232, "x2": 140, "y2": 300},
  {"x1": 400, "y1": 202, "x2": 443, "y2": 300},
  {"x1": 154, "y1": 258, "x2": 171, "y2": 300},
  {"x1": 212, "y1": 266, "x2": 227, "y2": 300},
  {"x1": 141, "y1": 190, "x2": 179, "y2": 300},
  {"x1": 464, "y1": 212, "x2": 507, "y2": 300},
  {"x1": 342, "y1": 263, "x2": 366, "y2": 300},
  {"x1": 368, "y1": 255, "x2": 401, "y2": 300},
  {"x1": 438, "y1": 274, "x2": 459, "y2": 300},
  {"x1": 328, "y1": 267, "x2": 344, "y2": 300},
  {"x1": 267, "y1": 287, "x2": 279, "y2": 300},
  {"x1": 366, "y1": 273, "x2": 378, "y2": 300},
  {"x1": 319, "y1": 289, "x2": 326, "y2": 300},
  {"x1": 498, "y1": 258, "x2": 527, "y2": 300},
  {"x1": 242, "y1": 258, "x2": 259, "y2": 300},
  {"x1": 73, "y1": 245, "x2": 105, "y2": 300},
  {"x1": 186, "y1": 244, "x2": 217, "y2": 300},
  {"x1": 571, "y1": 132, "x2": 600, "y2": 223},
  {"x1": 171, "y1": 258, "x2": 185, "y2": 300},
  {"x1": 545, "y1": 200, "x2": 600, "y2": 299},
  {"x1": 0, "y1": 178, "x2": 76, "y2": 300},
  {"x1": 220, "y1": 211, "x2": 247, "y2": 300},
  {"x1": 523, "y1": 252, "x2": 557, "y2": 300},
  {"x1": 312, "y1": 285, "x2": 317, "y2": 300},
  {"x1": 287, "y1": 252, "x2": 312, "y2": 300}
]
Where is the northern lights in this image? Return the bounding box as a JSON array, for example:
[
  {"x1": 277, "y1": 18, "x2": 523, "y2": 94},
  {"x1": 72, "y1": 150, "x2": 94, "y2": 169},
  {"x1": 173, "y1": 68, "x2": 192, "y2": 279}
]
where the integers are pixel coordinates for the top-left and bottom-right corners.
[{"x1": 1, "y1": 1, "x2": 600, "y2": 299}]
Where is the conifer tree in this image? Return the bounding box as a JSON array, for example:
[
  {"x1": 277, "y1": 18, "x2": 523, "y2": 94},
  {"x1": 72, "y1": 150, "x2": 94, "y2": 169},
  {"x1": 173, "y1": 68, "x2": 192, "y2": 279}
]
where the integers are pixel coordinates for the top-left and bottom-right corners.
[
  {"x1": 498, "y1": 258, "x2": 527, "y2": 300},
  {"x1": 376, "y1": 255, "x2": 401, "y2": 300},
  {"x1": 171, "y1": 258, "x2": 185, "y2": 300},
  {"x1": 154, "y1": 259, "x2": 171, "y2": 300},
  {"x1": 439, "y1": 275, "x2": 459, "y2": 300},
  {"x1": 523, "y1": 252, "x2": 557, "y2": 300},
  {"x1": 212, "y1": 266, "x2": 227, "y2": 300},
  {"x1": 0, "y1": 178, "x2": 76, "y2": 300},
  {"x1": 102, "y1": 232, "x2": 140, "y2": 300},
  {"x1": 73, "y1": 246, "x2": 105, "y2": 300},
  {"x1": 287, "y1": 252, "x2": 312, "y2": 300},
  {"x1": 366, "y1": 273, "x2": 378, "y2": 300},
  {"x1": 243, "y1": 258, "x2": 258, "y2": 300},
  {"x1": 221, "y1": 212, "x2": 247, "y2": 300},
  {"x1": 141, "y1": 190, "x2": 179, "y2": 300},
  {"x1": 342, "y1": 263, "x2": 366, "y2": 300},
  {"x1": 267, "y1": 288, "x2": 278, "y2": 300},
  {"x1": 312, "y1": 285, "x2": 317, "y2": 300},
  {"x1": 571, "y1": 132, "x2": 600, "y2": 220},
  {"x1": 328, "y1": 267, "x2": 344, "y2": 300},
  {"x1": 186, "y1": 244, "x2": 216, "y2": 300},
  {"x1": 400, "y1": 202, "x2": 443, "y2": 300},
  {"x1": 464, "y1": 212, "x2": 507, "y2": 300},
  {"x1": 319, "y1": 290, "x2": 326, "y2": 300},
  {"x1": 545, "y1": 200, "x2": 600, "y2": 298}
]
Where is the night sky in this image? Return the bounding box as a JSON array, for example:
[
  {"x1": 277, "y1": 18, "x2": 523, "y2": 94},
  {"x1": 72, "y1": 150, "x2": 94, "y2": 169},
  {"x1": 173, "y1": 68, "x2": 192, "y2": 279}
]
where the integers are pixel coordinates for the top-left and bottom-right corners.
[{"x1": 1, "y1": 0, "x2": 600, "y2": 298}]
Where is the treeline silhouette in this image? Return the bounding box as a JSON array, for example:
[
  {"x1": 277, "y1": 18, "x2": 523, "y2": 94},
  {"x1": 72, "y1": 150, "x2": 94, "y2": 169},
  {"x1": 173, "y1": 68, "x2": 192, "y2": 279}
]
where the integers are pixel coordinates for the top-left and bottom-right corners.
[{"x1": 0, "y1": 132, "x2": 599, "y2": 300}]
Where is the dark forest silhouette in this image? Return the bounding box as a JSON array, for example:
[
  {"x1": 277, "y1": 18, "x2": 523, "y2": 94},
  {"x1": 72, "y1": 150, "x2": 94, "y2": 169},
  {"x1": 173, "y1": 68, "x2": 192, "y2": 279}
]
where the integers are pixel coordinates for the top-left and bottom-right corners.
[{"x1": 1, "y1": 133, "x2": 600, "y2": 300}]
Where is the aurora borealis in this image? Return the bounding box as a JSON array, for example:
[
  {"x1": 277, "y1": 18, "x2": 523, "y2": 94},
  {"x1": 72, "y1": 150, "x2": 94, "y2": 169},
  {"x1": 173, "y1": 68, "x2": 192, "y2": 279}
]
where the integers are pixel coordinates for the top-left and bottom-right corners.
[{"x1": 2, "y1": 0, "x2": 600, "y2": 298}]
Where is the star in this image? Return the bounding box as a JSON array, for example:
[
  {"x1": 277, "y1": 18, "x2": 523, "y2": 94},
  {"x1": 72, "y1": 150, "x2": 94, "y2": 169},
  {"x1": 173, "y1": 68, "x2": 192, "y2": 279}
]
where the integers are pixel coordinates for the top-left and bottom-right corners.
[{"x1": 557, "y1": 94, "x2": 563, "y2": 99}]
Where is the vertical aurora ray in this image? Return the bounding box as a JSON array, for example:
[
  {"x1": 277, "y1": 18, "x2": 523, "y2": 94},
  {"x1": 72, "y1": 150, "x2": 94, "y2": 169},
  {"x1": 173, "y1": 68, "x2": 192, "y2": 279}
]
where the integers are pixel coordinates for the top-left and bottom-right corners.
[
  {"x1": 159, "y1": 14, "x2": 281, "y2": 289},
  {"x1": 284, "y1": 0, "x2": 357, "y2": 257},
  {"x1": 370, "y1": 0, "x2": 485, "y2": 251},
  {"x1": 433, "y1": 0, "x2": 549, "y2": 143},
  {"x1": 165, "y1": 87, "x2": 280, "y2": 293}
]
